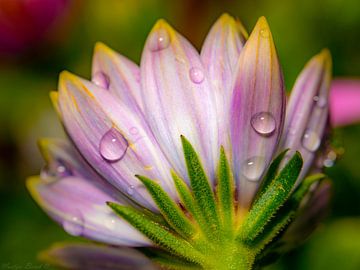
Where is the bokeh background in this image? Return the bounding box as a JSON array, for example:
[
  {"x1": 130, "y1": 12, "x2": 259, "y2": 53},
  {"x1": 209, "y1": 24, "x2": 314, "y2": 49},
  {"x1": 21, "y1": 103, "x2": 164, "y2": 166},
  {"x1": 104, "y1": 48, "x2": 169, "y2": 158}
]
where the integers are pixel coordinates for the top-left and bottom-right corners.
[{"x1": 1, "y1": 0, "x2": 360, "y2": 269}]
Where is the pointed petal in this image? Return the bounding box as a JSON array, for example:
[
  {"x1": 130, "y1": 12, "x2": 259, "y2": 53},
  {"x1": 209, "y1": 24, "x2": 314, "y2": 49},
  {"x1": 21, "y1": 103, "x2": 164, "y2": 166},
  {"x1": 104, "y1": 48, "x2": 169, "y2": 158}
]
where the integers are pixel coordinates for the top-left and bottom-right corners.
[
  {"x1": 230, "y1": 17, "x2": 286, "y2": 208},
  {"x1": 40, "y1": 243, "x2": 157, "y2": 269},
  {"x1": 57, "y1": 71, "x2": 176, "y2": 209},
  {"x1": 140, "y1": 19, "x2": 219, "y2": 183},
  {"x1": 330, "y1": 79, "x2": 360, "y2": 126},
  {"x1": 92, "y1": 42, "x2": 144, "y2": 110},
  {"x1": 281, "y1": 49, "x2": 332, "y2": 180},
  {"x1": 27, "y1": 176, "x2": 151, "y2": 246},
  {"x1": 38, "y1": 138, "x2": 139, "y2": 207},
  {"x1": 201, "y1": 14, "x2": 247, "y2": 148}
]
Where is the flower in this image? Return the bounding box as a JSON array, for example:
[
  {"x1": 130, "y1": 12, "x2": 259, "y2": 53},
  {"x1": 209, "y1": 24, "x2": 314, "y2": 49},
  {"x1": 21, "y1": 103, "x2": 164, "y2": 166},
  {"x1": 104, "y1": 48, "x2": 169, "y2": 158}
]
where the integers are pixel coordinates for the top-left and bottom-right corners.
[
  {"x1": 330, "y1": 79, "x2": 360, "y2": 127},
  {"x1": 27, "y1": 14, "x2": 333, "y2": 269},
  {"x1": 0, "y1": 0, "x2": 74, "y2": 56}
]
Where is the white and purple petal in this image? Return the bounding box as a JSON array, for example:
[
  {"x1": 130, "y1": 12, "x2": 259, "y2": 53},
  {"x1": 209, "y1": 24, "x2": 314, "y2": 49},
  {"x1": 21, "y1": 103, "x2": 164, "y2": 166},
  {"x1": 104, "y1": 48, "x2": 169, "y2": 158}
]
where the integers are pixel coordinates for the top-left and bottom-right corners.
[
  {"x1": 230, "y1": 17, "x2": 285, "y2": 209},
  {"x1": 27, "y1": 176, "x2": 151, "y2": 247},
  {"x1": 56, "y1": 71, "x2": 177, "y2": 209},
  {"x1": 40, "y1": 243, "x2": 157, "y2": 269},
  {"x1": 201, "y1": 14, "x2": 247, "y2": 148},
  {"x1": 92, "y1": 42, "x2": 144, "y2": 111},
  {"x1": 140, "y1": 20, "x2": 219, "y2": 183},
  {"x1": 281, "y1": 49, "x2": 332, "y2": 180}
]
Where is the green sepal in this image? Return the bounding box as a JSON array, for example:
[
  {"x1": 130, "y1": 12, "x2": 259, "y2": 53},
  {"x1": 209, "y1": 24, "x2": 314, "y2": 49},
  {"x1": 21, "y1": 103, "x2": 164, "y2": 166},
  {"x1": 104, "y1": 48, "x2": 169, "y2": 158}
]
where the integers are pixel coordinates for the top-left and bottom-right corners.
[
  {"x1": 238, "y1": 151, "x2": 303, "y2": 242},
  {"x1": 217, "y1": 146, "x2": 234, "y2": 235},
  {"x1": 107, "y1": 202, "x2": 205, "y2": 265},
  {"x1": 136, "y1": 175, "x2": 196, "y2": 239},
  {"x1": 250, "y1": 173, "x2": 326, "y2": 251},
  {"x1": 180, "y1": 136, "x2": 220, "y2": 238},
  {"x1": 140, "y1": 248, "x2": 202, "y2": 270},
  {"x1": 253, "y1": 149, "x2": 289, "y2": 204}
]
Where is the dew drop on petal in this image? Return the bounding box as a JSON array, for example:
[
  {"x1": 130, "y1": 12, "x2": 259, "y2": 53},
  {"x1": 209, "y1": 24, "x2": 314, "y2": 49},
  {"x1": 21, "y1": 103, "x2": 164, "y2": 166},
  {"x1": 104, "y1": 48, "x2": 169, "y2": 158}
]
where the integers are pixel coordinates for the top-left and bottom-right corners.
[
  {"x1": 99, "y1": 128, "x2": 128, "y2": 162},
  {"x1": 55, "y1": 160, "x2": 72, "y2": 177},
  {"x1": 189, "y1": 67, "x2": 204, "y2": 84},
  {"x1": 127, "y1": 185, "x2": 135, "y2": 195},
  {"x1": 251, "y1": 112, "x2": 276, "y2": 136},
  {"x1": 148, "y1": 28, "x2": 170, "y2": 51},
  {"x1": 313, "y1": 95, "x2": 327, "y2": 108},
  {"x1": 92, "y1": 71, "x2": 110, "y2": 89},
  {"x1": 260, "y1": 28, "x2": 269, "y2": 38},
  {"x1": 129, "y1": 127, "x2": 139, "y2": 135},
  {"x1": 302, "y1": 130, "x2": 321, "y2": 152},
  {"x1": 63, "y1": 214, "x2": 84, "y2": 236},
  {"x1": 241, "y1": 156, "x2": 265, "y2": 182}
]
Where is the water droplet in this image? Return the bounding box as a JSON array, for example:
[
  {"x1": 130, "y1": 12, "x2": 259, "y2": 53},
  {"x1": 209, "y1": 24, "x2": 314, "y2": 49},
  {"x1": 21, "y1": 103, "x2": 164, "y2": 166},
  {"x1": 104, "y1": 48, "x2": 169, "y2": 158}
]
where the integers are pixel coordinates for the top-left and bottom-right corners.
[
  {"x1": 189, "y1": 67, "x2": 204, "y2": 84},
  {"x1": 313, "y1": 96, "x2": 327, "y2": 108},
  {"x1": 63, "y1": 214, "x2": 84, "y2": 236},
  {"x1": 260, "y1": 28, "x2": 269, "y2": 38},
  {"x1": 104, "y1": 218, "x2": 116, "y2": 230},
  {"x1": 99, "y1": 128, "x2": 129, "y2": 162},
  {"x1": 148, "y1": 28, "x2": 170, "y2": 51},
  {"x1": 129, "y1": 127, "x2": 139, "y2": 135},
  {"x1": 92, "y1": 72, "x2": 110, "y2": 89},
  {"x1": 251, "y1": 112, "x2": 276, "y2": 136},
  {"x1": 302, "y1": 130, "x2": 321, "y2": 152},
  {"x1": 41, "y1": 160, "x2": 72, "y2": 179},
  {"x1": 323, "y1": 150, "x2": 337, "y2": 168},
  {"x1": 241, "y1": 156, "x2": 265, "y2": 181},
  {"x1": 127, "y1": 185, "x2": 135, "y2": 195}
]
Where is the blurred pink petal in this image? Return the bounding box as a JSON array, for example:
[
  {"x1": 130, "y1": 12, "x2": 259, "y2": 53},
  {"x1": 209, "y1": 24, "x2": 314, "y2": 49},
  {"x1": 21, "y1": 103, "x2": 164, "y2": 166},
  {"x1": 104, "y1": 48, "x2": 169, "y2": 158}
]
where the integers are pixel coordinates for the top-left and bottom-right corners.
[
  {"x1": 0, "y1": 0, "x2": 72, "y2": 55},
  {"x1": 330, "y1": 79, "x2": 360, "y2": 127}
]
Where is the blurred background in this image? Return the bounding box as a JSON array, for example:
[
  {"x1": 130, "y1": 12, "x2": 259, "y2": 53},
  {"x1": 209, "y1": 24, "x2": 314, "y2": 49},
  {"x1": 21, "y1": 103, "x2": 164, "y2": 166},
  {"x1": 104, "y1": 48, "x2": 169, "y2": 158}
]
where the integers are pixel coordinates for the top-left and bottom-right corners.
[{"x1": 0, "y1": 0, "x2": 359, "y2": 269}]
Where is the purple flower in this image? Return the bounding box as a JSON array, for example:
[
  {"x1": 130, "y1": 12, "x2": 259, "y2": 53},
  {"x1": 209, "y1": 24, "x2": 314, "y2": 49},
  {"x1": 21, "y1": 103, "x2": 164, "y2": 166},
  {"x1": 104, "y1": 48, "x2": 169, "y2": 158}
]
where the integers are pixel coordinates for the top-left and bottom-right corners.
[
  {"x1": 330, "y1": 79, "x2": 360, "y2": 127},
  {"x1": 28, "y1": 14, "x2": 333, "y2": 269},
  {"x1": 0, "y1": 0, "x2": 72, "y2": 55}
]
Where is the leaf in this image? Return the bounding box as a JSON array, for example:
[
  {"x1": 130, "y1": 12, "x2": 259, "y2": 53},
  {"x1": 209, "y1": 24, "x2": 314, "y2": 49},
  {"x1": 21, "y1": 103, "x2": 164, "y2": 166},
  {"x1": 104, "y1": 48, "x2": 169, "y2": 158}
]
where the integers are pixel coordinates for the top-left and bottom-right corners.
[
  {"x1": 249, "y1": 173, "x2": 326, "y2": 251},
  {"x1": 140, "y1": 248, "x2": 202, "y2": 270},
  {"x1": 238, "y1": 151, "x2": 303, "y2": 242},
  {"x1": 217, "y1": 146, "x2": 234, "y2": 234},
  {"x1": 107, "y1": 202, "x2": 205, "y2": 264},
  {"x1": 180, "y1": 136, "x2": 220, "y2": 239},
  {"x1": 136, "y1": 175, "x2": 196, "y2": 239},
  {"x1": 253, "y1": 149, "x2": 289, "y2": 204}
]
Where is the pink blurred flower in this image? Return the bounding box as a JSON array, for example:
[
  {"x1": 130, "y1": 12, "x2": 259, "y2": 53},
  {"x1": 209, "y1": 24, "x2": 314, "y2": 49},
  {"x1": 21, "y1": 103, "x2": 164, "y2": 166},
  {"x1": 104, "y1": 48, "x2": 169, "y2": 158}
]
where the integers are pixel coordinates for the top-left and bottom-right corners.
[
  {"x1": 0, "y1": 0, "x2": 73, "y2": 55},
  {"x1": 330, "y1": 79, "x2": 360, "y2": 127}
]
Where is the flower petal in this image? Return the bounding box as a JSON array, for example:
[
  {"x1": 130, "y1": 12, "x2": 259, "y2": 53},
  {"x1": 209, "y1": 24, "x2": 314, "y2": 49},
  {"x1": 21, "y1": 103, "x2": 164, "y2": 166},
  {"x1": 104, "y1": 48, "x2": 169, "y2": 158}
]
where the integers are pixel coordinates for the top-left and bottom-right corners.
[
  {"x1": 330, "y1": 79, "x2": 360, "y2": 127},
  {"x1": 92, "y1": 42, "x2": 144, "y2": 110},
  {"x1": 57, "y1": 71, "x2": 177, "y2": 209},
  {"x1": 27, "y1": 176, "x2": 151, "y2": 247},
  {"x1": 201, "y1": 13, "x2": 247, "y2": 148},
  {"x1": 281, "y1": 49, "x2": 332, "y2": 180},
  {"x1": 230, "y1": 17, "x2": 285, "y2": 209},
  {"x1": 37, "y1": 138, "x2": 138, "y2": 206},
  {"x1": 140, "y1": 19, "x2": 219, "y2": 183},
  {"x1": 40, "y1": 242, "x2": 157, "y2": 269}
]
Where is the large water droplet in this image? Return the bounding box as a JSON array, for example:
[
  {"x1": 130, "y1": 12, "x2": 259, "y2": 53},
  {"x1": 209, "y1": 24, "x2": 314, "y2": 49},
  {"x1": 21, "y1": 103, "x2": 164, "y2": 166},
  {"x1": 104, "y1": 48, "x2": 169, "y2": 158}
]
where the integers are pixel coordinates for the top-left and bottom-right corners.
[
  {"x1": 189, "y1": 67, "x2": 204, "y2": 84},
  {"x1": 63, "y1": 214, "x2": 84, "y2": 236},
  {"x1": 241, "y1": 156, "x2": 265, "y2": 181},
  {"x1": 251, "y1": 112, "x2": 276, "y2": 136},
  {"x1": 99, "y1": 128, "x2": 128, "y2": 162},
  {"x1": 127, "y1": 185, "x2": 135, "y2": 195},
  {"x1": 313, "y1": 95, "x2": 327, "y2": 108},
  {"x1": 92, "y1": 72, "x2": 110, "y2": 89},
  {"x1": 148, "y1": 29, "x2": 170, "y2": 51},
  {"x1": 302, "y1": 130, "x2": 320, "y2": 152}
]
